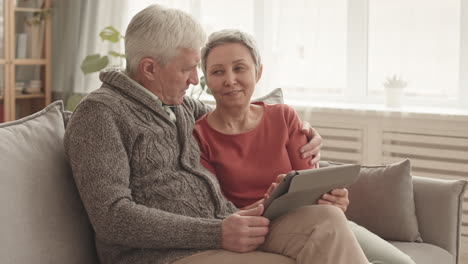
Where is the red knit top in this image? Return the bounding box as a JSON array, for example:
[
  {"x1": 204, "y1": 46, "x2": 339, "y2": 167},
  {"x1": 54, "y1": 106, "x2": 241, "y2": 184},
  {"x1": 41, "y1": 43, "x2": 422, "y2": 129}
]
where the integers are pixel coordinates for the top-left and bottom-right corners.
[{"x1": 193, "y1": 102, "x2": 313, "y2": 208}]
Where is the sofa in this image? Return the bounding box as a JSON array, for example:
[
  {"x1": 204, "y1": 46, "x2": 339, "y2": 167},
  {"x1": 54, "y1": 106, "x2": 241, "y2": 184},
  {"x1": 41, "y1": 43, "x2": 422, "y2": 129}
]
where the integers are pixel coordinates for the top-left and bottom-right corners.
[{"x1": 0, "y1": 100, "x2": 466, "y2": 264}]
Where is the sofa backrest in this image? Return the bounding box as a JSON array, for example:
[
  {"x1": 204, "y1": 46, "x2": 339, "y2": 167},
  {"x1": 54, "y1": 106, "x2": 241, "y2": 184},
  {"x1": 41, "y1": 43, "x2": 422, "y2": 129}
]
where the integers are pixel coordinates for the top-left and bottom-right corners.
[{"x1": 0, "y1": 101, "x2": 98, "y2": 264}]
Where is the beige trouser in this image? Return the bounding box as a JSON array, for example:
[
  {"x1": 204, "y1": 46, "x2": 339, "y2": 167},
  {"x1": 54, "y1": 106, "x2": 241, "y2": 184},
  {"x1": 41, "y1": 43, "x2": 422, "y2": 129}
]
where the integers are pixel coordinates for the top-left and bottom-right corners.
[{"x1": 173, "y1": 205, "x2": 368, "y2": 264}]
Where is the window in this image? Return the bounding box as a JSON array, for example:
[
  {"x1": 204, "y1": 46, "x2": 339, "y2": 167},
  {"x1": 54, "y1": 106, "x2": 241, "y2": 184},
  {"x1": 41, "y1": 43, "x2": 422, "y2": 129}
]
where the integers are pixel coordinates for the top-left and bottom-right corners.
[
  {"x1": 200, "y1": 0, "x2": 255, "y2": 34},
  {"x1": 272, "y1": 0, "x2": 347, "y2": 96},
  {"x1": 123, "y1": 0, "x2": 468, "y2": 108},
  {"x1": 368, "y1": 0, "x2": 460, "y2": 100}
]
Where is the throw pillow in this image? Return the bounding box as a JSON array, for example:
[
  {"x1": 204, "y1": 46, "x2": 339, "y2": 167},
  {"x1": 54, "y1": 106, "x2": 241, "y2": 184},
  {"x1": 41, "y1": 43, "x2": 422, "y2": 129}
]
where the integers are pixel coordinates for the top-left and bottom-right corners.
[
  {"x1": 252, "y1": 88, "x2": 284, "y2": 104},
  {"x1": 0, "y1": 101, "x2": 98, "y2": 263},
  {"x1": 321, "y1": 159, "x2": 422, "y2": 242}
]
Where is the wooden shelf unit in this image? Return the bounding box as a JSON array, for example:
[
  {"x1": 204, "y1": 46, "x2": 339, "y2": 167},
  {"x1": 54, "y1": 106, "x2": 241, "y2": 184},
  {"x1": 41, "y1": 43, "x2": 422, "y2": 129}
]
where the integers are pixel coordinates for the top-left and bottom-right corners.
[{"x1": 0, "y1": 0, "x2": 51, "y2": 123}]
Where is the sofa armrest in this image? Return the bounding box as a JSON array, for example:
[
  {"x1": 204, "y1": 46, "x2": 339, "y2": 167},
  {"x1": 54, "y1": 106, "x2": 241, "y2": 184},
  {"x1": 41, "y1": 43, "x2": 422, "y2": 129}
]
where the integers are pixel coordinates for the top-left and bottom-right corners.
[{"x1": 412, "y1": 176, "x2": 467, "y2": 263}]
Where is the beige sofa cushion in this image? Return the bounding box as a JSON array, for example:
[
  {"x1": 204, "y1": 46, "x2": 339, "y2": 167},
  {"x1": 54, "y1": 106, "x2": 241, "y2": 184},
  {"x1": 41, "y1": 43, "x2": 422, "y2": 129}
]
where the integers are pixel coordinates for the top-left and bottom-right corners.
[
  {"x1": 347, "y1": 159, "x2": 421, "y2": 242},
  {"x1": 390, "y1": 242, "x2": 453, "y2": 264},
  {"x1": 321, "y1": 159, "x2": 422, "y2": 242},
  {"x1": 252, "y1": 88, "x2": 284, "y2": 104},
  {"x1": 0, "y1": 101, "x2": 97, "y2": 264}
]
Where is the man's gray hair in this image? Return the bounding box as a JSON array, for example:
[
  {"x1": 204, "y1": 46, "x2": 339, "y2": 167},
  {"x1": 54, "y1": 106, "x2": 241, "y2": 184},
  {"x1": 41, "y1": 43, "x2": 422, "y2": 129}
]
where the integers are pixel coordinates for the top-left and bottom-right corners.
[
  {"x1": 125, "y1": 4, "x2": 206, "y2": 76},
  {"x1": 201, "y1": 29, "x2": 262, "y2": 76}
]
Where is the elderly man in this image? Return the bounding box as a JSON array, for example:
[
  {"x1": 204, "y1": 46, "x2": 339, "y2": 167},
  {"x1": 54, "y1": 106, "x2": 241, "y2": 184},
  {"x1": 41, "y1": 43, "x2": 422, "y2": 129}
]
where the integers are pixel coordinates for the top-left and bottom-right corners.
[{"x1": 64, "y1": 4, "x2": 368, "y2": 264}]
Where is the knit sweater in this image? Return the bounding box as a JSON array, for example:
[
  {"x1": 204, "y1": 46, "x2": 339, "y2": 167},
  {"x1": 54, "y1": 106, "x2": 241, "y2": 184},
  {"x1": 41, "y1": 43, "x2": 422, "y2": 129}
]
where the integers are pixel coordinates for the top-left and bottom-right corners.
[{"x1": 64, "y1": 69, "x2": 238, "y2": 264}]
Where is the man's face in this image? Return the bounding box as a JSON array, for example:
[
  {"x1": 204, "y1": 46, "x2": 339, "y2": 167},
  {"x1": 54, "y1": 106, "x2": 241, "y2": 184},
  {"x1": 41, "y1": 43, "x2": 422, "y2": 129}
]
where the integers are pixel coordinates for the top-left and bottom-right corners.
[{"x1": 152, "y1": 48, "x2": 200, "y2": 105}]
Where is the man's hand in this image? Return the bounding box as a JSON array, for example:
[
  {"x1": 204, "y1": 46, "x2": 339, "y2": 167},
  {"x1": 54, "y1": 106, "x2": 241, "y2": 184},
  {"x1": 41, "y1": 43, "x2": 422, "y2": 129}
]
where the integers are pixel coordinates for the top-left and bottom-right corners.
[
  {"x1": 221, "y1": 205, "x2": 270, "y2": 253},
  {"x1": 318, "y1": 188, "x2": 350, "y2": 212},
  {"x1": 300, "y1": 121, "x2": 323, "y2": 167}
]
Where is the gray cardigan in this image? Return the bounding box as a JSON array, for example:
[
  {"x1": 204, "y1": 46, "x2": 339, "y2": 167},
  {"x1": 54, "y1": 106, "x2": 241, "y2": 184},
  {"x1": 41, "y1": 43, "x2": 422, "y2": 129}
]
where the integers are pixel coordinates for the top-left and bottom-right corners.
[{"x1": 64, "y1": 69, "x2": 238, "y2": 264}]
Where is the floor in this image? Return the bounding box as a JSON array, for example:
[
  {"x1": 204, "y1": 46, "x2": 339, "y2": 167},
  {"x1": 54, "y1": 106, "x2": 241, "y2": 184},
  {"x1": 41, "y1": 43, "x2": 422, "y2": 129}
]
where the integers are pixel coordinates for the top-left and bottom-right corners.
[{"x1": 461, "y1": 235, "x2": 468, "y2": 263}]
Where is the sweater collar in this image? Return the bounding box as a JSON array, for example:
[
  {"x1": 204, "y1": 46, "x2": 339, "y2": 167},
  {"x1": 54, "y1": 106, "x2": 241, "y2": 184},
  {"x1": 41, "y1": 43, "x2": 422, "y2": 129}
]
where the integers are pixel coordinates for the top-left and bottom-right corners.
[{"x1": 99, "y1": 68, "x2": 176, "y2": 123}]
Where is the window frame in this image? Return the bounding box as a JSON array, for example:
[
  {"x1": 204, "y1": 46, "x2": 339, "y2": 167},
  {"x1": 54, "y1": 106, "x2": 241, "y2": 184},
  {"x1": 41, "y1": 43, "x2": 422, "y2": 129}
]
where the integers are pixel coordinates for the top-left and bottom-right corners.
[
  {"x1": 250, "y1": 0, "x2": 468, "y2": 108},
  {"x1": 131, "y1": 0, "x2": 468, "y2": 109}
]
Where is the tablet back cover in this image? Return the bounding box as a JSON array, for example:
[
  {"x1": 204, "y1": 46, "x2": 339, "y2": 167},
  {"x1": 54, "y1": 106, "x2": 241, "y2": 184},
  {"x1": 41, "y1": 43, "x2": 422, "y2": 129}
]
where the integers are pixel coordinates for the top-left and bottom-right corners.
[{"x1": 262, "y1": 164, "x2": 360, "y2": 220}]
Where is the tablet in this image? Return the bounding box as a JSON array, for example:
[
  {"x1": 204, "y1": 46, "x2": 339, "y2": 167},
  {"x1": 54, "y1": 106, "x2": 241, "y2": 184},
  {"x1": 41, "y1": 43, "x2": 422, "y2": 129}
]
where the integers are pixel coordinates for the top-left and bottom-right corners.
[{"x1": 262, "y1": 164, "x2": 361, "y2": 220}]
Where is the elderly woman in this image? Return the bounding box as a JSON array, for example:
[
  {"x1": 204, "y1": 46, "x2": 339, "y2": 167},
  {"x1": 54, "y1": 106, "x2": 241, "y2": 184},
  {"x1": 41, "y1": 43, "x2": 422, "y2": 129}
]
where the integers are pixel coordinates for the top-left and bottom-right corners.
[{"x1": 193, "y1": 29, "x2": 416, "y2": 264}]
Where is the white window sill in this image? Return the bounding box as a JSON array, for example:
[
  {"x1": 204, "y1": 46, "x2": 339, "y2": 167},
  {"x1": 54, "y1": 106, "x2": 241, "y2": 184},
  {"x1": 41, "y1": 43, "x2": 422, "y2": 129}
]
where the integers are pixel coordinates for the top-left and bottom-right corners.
[{"x1": 285, "y1": 99, "x2": 468, "y2": 122}]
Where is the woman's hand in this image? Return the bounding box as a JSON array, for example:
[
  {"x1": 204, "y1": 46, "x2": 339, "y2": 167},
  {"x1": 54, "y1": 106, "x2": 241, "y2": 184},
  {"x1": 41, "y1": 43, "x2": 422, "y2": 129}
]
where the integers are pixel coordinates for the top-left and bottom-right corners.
[
  {"x1": 318, "y1": 188, "x2": 350, "y2": 212},
  {"x1": 299, "y1": 121, "x2": 323, "y2": 167},
  {"x1": 242, "y1": 174, "x2": 286, "y2": 210}
]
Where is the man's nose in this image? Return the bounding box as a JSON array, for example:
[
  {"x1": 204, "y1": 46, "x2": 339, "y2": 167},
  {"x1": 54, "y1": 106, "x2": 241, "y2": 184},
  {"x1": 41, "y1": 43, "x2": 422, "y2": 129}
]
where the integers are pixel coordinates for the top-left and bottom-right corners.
[{"x1": 189, "y1": 68, "x2": 199, "y2": 85}]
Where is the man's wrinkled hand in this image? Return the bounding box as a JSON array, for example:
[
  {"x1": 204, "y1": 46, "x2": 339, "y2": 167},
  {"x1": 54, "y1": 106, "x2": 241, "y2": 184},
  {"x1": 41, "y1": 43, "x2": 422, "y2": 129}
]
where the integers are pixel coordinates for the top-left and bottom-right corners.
[
  {"x1": 221, "y1": 205, "x2": 270, "y2": 253},
  {"x1": 299, "y1": 121, "x2": 323, "y2": 167}
]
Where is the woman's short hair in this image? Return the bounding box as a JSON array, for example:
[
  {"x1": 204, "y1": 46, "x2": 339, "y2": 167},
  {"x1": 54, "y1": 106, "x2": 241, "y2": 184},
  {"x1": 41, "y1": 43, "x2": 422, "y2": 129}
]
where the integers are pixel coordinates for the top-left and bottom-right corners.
[
  {"x1": 125, "y1": 4, "x2": 206, "y2": 76},
  {"x1": 201, "y1": 29, "x2": 262, "y2": 76}
]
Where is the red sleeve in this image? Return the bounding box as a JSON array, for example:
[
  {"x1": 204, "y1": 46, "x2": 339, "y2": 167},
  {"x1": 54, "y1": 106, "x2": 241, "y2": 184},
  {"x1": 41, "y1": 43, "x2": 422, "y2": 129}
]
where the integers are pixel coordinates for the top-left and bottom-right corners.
[
  {"x1": 283, "y1": 105, "x2": 314, "y2": 170},
  {"x1": 192, "y1": 122, "x2": 217, "y2": 175}
]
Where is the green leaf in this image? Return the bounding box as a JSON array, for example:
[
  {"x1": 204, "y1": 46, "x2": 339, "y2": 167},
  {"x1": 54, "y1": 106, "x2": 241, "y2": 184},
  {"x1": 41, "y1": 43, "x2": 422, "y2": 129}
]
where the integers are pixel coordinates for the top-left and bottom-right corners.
[
  {"x1": 80, "y1": 54, "x2": 110, "y2": 74},
  {"x1": 100, "y1": 26, "x2": 121, "y2": 43},
  {"x1": 200, "y1": 76, "x2": 206, "y2": 89},
  {"x1": 65, "y1": 94, "x2": 86, "y2": 111},
  {"x1": 108, "y1": 51, "x2": 126, "y2": 58},
  {"x1": 199, "y1": 76, "x2": 212, "y2": 95}
]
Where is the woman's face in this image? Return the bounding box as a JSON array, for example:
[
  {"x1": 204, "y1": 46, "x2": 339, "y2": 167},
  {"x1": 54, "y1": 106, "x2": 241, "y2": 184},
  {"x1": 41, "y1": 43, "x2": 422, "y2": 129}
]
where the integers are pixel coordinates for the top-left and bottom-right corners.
[{"x1": 205, "y1": 43, "x2": 262, "y2": 108}]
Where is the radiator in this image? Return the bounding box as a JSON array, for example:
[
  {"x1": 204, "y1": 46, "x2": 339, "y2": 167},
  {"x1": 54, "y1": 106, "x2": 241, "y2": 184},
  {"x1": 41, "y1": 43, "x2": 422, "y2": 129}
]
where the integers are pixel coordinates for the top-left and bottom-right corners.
[
  {"x1": 316, "y1": 126, "x2": 363, "y2": 164},
  {"x1": 381, "y1": 131, "x2": 468, "y2": 235}
]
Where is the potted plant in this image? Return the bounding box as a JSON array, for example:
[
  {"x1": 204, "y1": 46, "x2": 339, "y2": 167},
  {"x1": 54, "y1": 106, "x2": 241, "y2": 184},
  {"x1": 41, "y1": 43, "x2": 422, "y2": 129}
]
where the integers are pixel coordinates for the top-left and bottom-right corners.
[
  {"x1": 80, "y1": 26, "x2": 125, "y2": 74},
  {"x1": 383, "y1": 74, "x2": 407, "y2": 108}
]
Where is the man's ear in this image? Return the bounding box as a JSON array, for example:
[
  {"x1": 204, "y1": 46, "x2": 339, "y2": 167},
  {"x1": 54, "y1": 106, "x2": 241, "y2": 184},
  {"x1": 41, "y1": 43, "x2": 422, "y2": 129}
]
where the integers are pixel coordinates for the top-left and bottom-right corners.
[
  {"x1": 139, "y1": 58, "x2": 160, "y2": 81},
  {"x1": 256, "y1": 65, "x2": 263, "y2": 83}
]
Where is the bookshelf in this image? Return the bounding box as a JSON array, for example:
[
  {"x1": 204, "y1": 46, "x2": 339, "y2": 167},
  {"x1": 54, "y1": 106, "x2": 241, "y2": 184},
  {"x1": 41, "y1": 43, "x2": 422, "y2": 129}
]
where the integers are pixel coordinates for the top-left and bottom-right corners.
[{"x1": 0, "y1": 0, "x2": 51, "y2": 123}]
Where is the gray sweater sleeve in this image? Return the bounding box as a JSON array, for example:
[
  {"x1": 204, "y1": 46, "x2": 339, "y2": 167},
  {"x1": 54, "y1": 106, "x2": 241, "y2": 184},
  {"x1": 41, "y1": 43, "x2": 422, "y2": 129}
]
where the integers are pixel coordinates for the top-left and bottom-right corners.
[
  {"x1": 183, "y1": 96, "x2": 213, "y2": 120},
  {"x1": 64, "y1": 101, "x2": 222, "y2": 249}
]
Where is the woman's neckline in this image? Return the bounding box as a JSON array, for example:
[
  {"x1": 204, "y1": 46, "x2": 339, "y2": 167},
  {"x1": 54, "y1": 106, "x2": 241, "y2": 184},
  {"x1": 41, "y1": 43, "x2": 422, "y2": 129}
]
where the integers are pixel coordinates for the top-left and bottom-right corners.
[{"x1": 204, "y1": 102, "x2": 267, "y2": 136}]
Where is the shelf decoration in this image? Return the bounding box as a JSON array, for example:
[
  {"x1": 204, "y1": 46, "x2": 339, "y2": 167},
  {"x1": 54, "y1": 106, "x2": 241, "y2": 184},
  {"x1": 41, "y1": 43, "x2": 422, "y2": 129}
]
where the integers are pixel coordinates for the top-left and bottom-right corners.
[
  {"x1": 24, "y1": 6, "x2": 51, "y2": 58},
  {"x1": 382, "y1": 74, "x2": 408, "y2": 108}
]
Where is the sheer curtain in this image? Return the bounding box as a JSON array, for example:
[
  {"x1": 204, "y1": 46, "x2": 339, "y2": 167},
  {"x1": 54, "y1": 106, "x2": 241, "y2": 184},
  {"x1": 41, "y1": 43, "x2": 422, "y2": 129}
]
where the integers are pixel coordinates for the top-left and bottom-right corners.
[
  {"x1": 56, "y1": 0, "x2": 467, "y2": 108},
  {"x1": 368, "y1": 0, "x2": 460, "y2": 99},
  {"x1": 120, "y1": 0, "x2": 350, "y2": 99},
  {"x1": 52, "y1": 0, "x2": 128, "y2": 102}
]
